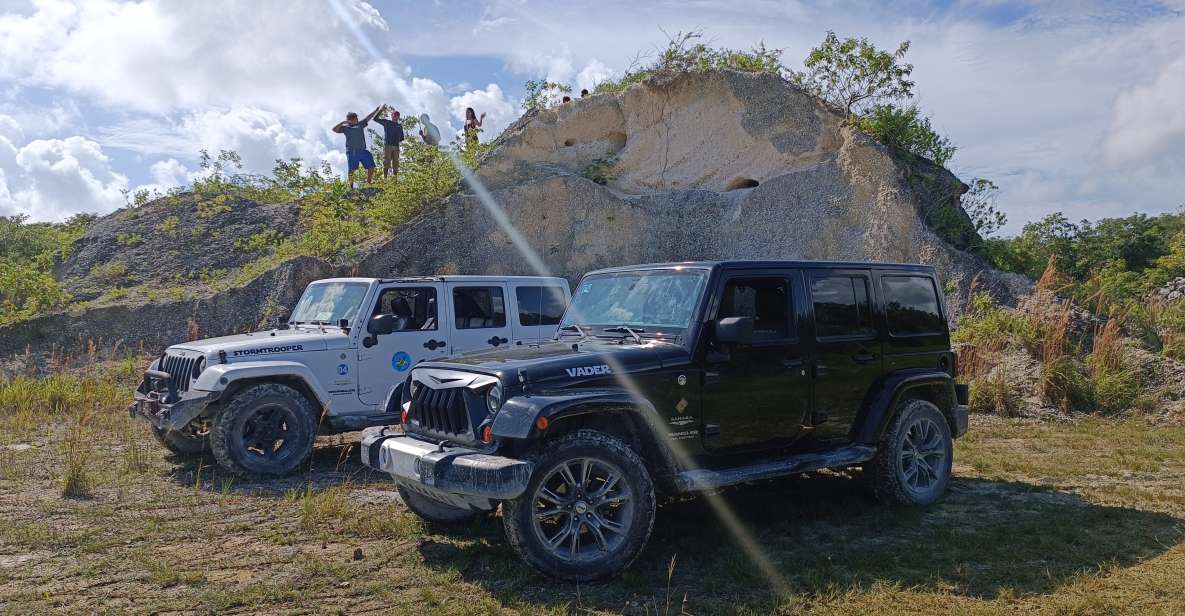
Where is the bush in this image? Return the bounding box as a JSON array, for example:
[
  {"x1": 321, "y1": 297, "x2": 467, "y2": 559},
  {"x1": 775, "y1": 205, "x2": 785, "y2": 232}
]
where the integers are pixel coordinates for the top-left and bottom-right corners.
[
  {"x1": 791, "y1": 31, "x2": 914, "y2": 116},
  {"x1": 856, "y1": 104, "x2": 956, "y2": 166},
  {"x1": 594, "y1": 31, "x2": 786, "y2": 94}
]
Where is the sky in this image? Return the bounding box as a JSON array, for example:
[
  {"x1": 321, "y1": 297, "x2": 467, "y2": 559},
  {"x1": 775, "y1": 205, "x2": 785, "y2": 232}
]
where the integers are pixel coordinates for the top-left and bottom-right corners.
[{"x1": 0, "y1": 0, "x2": 1182, "y2": 234}]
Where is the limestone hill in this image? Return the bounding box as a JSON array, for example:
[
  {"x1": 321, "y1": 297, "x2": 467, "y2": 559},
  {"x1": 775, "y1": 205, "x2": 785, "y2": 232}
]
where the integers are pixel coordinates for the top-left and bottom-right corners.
[{"x1": 0, "y1": 69, "x2": 1027, "y2": 359}]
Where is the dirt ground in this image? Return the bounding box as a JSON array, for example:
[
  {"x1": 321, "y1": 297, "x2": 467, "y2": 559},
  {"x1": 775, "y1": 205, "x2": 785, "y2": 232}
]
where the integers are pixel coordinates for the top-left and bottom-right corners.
[{"x1": 2, "y1": 413, "x2": 1185, "y2": 615}]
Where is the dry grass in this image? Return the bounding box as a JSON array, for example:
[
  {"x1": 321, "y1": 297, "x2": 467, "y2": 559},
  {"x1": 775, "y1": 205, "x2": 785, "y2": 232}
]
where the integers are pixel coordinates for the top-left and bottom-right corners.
[{"x1": 2, "y1": 363, "x2": 1185, "y2": 614}]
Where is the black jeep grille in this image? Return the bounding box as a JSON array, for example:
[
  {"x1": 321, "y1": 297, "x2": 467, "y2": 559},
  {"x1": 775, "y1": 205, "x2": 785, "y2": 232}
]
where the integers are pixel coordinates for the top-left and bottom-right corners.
[
  {"x1": 161, "y1": 353, "x2": 196, "y2": 392},
  {"x1": 409, "y1": 383, "x2": 470, "y2": 438}
]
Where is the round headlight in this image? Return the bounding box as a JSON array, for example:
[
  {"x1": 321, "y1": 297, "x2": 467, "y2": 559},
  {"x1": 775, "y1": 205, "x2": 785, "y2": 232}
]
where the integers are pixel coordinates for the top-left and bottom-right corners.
[{"x1": 486, "y1": 383, "x2": 503, "y2": 413}]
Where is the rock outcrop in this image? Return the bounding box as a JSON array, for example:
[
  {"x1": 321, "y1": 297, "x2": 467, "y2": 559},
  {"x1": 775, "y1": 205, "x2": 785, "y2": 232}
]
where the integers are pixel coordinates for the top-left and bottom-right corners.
[{"x1": 0, "y1": 69, "x2": 1028, "y2": 360}]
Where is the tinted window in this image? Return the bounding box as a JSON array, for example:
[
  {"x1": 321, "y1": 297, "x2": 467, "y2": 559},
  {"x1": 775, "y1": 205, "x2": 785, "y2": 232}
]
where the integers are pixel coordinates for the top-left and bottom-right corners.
[
  {"x1": 719, "y1": 277, "x2": 791, "y2": 340},
  {"x1": 811, "y1": 276, "x2": 875, "y2": 338},
  {"x1": 453, "y1": 286, "x2": 506, "y2": 329},
  {"x1": 883, "y1": 275, "x2": 944, "y2": 336},
  {"x1": 372, "y1": 287, "x2": 437, "y2": 331},
  {"x1": 515, "y1": 286, "x2": 568, "y2": 326}
]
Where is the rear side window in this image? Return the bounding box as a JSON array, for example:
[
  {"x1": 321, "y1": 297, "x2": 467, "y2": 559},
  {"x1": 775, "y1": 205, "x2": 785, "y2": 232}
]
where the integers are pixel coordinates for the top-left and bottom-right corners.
[
  {"x1": 453, "y1": 286, "x2": 506, "y2": 329},
  {"x1": 719, "y1": 277, "x2": 792, "y2": 340},
  {"x1": 515, "y1": 286, "x2": 568, "y2": 326},
  {"x1": 811, "y1": 276, "x2": 875, "y2": 338},
  {"x1": 883, "y1": 275, "x2": 945, "y2": 336}
]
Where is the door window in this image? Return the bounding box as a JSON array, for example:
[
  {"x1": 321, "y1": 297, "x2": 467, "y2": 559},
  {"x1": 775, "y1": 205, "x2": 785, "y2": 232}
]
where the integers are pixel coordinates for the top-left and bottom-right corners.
[
  {"x1": 515, "y1": 286, "x2": 567, "y2": 326},
  {"x1": 811, "y1": 276, "x2": 875, "y2": 338},
  {"x1": 718, "y1": 277, "x2": 792, "y2": 340},
  {"x1": 882, "y1": 276, "x2": 944, "y2": 336},
  {"x1": 372, "y1": 287, "x2": 437, "y2": 331},
  {"x1": 453, "y1": 286, "x2": 506, "y2": 329}
]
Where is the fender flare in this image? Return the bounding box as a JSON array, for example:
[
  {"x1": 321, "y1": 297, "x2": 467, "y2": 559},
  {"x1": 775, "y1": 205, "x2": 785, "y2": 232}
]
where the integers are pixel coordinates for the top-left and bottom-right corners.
[
  {"x1": 852, "y1": 369, "x2": 957, "y2": 445},
  {"x1": 191, "y1": 361, "x2": 331, "y2": 408},
  {"x1": 490, "y1": 388, "x2": 681, "y2": 475}
]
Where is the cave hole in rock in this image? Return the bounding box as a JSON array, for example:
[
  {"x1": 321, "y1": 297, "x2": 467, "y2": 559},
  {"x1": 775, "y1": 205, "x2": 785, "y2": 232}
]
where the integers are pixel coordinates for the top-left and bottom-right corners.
[
  {"x1": 725, "y1": 177, "x2": 760, "y2": 191},
  {"x1": 563, "y1": 138, "x2": 576, "y2": 147}
]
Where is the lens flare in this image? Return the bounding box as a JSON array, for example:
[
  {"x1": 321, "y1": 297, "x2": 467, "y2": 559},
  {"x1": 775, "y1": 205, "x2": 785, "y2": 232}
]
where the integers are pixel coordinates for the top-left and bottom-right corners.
[{"x1": 330, "y1": 4, "x2": 791, "y2": 595}]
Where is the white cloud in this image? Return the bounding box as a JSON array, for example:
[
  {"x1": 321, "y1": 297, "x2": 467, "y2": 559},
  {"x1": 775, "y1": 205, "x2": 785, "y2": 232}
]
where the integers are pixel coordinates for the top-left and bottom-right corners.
[
  {"x1": 1104, "y1": 57, "x2": 1185, "y2": 165},
  {"x1": 448, "y1": 84, "x2": 516, "y2": 143},
  {"x1": 575, "y1": 59, "x2": 614, "y2": 93},
  {"x1": 0, "y1": 135, "x2": 128, "y2": 220}
]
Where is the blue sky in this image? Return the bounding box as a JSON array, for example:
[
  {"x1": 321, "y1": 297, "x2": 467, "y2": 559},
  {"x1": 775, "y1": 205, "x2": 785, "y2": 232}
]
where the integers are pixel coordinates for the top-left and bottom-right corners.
[{"x1": 1, "y1": 0, "x2": 1182, "y2": 234}]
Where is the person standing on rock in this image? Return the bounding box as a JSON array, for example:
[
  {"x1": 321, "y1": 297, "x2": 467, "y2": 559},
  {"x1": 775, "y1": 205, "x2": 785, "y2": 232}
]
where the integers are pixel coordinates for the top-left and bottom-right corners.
[
  {"x1": 418, "y1": 113, "x2": 441, "y2": 147},
  {"x1": 333, "y1": 105, "x2": 382, "y2": 189},
  {"x1": 373, "y1": 105, "x2": 404, "y2": 180},
  {"x1": 463, "y1": 107, "x2": 485, "y2": 151}
]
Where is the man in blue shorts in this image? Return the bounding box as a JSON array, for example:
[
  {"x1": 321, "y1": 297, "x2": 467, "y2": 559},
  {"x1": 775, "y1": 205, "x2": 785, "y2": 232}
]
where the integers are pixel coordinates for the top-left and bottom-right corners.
[{"x1": 332, "y1": 105, "x2": 382, "y2": 188}]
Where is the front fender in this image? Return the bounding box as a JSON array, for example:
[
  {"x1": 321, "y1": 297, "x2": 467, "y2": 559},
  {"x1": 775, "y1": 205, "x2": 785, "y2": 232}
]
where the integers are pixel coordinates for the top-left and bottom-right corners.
[
  {"x1": 192, "y1": 361, "x2": 331, "y2": 408},
  {"x1": 852, "y1": 369, "x2": 957, "y2": 445},
  {"x1": 490, "y1": 389, "x2": 644, "y2": 439}
]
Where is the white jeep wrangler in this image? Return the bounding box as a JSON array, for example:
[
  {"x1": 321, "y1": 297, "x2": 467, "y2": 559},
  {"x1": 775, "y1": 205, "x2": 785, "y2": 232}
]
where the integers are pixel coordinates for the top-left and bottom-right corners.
[{"x1": 130, "y1": 275, "x2": 570, "y2": 475}]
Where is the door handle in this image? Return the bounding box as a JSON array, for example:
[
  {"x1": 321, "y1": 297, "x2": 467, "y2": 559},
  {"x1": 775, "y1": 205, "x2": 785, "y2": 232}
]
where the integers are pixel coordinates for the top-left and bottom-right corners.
[
  {"x1": 487, "y1": 336, "x2": 509, "y2": 346},
  {"x1": 782, "y1": 359, "x2": 803, "y2": 369},
  {"x1": 852, "y1": 351, "x2": 877, "y2": 364},
  {"x1": 423, "y1": 339, "x2": 446, "y2": 350},
  {"x1": 813, "y1": 363, "x2": 829, "y2": 378}
]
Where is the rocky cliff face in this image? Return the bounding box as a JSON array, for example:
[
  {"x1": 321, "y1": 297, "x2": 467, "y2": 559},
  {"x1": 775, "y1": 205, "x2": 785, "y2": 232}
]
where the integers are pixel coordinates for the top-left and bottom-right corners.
[
  {"x1": 362, "y1": 70, "x2": 1024, "y2": 295},
  {"x1": 0, "y1": 69, "x2": 1027, "y2": 360}
]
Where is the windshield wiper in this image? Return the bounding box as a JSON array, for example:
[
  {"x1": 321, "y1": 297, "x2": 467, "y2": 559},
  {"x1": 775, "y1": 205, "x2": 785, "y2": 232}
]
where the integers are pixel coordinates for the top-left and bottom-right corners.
[
  {"x1": 604, "y1": 325, "x2": 644, "y2": 343},
  {"x1": 559, "y1": 324, "x2": 592, "y2": 341}
]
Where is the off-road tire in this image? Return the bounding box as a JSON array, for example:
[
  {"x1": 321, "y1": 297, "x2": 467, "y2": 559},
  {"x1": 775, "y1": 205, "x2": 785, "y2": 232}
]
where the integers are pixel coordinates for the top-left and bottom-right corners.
[
  {"x1": 397, "y1": 484, "x2": 482, "y2": 525},
  {"x1": 502, "y1": 429, "x2": 656, "y2": 582},
  {"x1": 868, "y1": 399, "x2": 953, "y2": 506},
  {"x1": 209, "y1": 383, "x2": 317, "y2": 476},
  {"x1": 150, "y1": 424, "x2": 208, "y2": 457}
]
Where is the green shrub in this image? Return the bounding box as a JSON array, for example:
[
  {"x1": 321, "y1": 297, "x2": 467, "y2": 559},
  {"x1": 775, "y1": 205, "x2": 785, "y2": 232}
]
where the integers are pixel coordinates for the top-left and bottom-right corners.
[
  {"x1": 154, "y1": 216, "x2": 180, "y2": 238},
  {"x1": 594, "y1": 31, "x2": 786, "y2": 94},
  {"x1": 115, "y1": 232, "x2": 143, "y2": 247},
  {"x1": 0, "y1": 260, "x2": 72, "y2": 325},
  {"x1": 856, "y1": 104, "x2": 955, "y2": 166}
]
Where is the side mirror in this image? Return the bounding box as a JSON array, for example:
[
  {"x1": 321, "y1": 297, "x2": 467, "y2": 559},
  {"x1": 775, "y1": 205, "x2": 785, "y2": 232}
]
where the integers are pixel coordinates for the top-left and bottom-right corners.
[
  {"x1": 714, "y1": 316, "x2": 753, "y2": 345},
  {"x1": 367, "y1": 314, "x2": 397, "y2": 336}
]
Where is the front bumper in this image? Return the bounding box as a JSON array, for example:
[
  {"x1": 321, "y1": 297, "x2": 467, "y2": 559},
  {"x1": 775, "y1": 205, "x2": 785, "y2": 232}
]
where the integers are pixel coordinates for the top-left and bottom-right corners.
[
  {"x1": 128, "y1": 389, "x2": 218, "y2": 431},
  {"x1": 360, "y1": 427, "x2": 533, "y2": 510}
]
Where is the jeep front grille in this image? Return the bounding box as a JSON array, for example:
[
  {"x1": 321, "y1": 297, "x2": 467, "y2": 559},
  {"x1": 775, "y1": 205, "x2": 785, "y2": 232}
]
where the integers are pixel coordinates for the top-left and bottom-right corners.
[
  {"x1": 409, "y1": 383, "x2": 471, "y2": 438},
  {"x1": 161, "y1": 353, "x2": 196, "y2": 392}
]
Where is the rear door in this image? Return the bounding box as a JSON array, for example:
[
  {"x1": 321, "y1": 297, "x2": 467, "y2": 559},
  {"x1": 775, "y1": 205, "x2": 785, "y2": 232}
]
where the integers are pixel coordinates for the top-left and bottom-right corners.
[
  {"x1": 806, "y1": 269, "x2": 883, "y2": 444},
  {"x1": 878, "y1": 272, "x2": 951, "y2": 373},
  {"x1": 509, "y1": 282, "x2": 570, "y2": 344},
  {"x1": 356, "y1": 282, "x2": 448, "y2": 407},
  {"x1": 700, "y1": 269, "x2": 811, "y2": 453},
  {"x1": 447, "y1": 282, "x2": 514, "y2": 353}
]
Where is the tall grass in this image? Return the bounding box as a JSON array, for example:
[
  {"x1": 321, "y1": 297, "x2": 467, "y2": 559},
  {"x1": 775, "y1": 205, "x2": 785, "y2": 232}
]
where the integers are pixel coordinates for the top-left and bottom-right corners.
[{"x1": 956, "y1": 259, "x2": 1151, "y2": 416}]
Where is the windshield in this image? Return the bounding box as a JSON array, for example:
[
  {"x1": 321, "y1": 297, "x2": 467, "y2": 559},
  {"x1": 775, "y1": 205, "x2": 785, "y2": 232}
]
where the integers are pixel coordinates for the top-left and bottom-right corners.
[
  {"x1": 290, "y1": 282, "x2": 369, "y2": 325},
  {"x1": 561, "y1": 269, "x2": 709, "y2": 336}
]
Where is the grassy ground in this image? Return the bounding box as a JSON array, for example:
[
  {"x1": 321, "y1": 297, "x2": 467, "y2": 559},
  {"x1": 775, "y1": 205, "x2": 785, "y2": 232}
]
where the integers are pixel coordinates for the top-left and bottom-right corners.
[{"x1": 2, "y1": 373, "x2": 1185, "y2": 614}]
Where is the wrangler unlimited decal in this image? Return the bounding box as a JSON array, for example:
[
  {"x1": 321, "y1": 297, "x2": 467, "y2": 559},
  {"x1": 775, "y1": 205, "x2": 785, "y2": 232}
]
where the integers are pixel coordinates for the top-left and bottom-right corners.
[{"x1": 231, "y1": 344, "x2": 304, "y2": 357}]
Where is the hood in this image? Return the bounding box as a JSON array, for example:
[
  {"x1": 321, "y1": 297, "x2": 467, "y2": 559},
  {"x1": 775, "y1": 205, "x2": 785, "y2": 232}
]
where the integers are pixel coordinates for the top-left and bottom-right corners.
[
  {"x1": 170, "y1": 327, "x2": 350, "y2": 358},
  {"x1": 420, "y1": 338, "x2": 688, "y2": 385}
]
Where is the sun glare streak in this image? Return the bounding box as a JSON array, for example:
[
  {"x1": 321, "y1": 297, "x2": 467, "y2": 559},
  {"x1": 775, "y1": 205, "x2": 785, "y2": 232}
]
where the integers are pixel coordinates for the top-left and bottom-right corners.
[{"x1": 331, "y1": 3, "x2": 791, "y2": 595}]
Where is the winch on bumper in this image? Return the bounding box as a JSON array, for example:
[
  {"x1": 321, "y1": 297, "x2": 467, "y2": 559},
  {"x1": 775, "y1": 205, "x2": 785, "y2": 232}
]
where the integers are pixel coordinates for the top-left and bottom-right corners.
[
  {"x1": 361, "y1": 427, "x2": 533, "y2": 511},
  {"x1": 128, "y1": 369, "x2": 219, "y2": 431}
]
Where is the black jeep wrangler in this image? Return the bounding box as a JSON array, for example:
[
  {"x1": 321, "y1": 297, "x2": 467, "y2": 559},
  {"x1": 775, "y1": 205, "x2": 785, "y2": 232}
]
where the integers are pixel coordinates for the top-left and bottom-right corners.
[{"x1": 361, "y1": 261, "x2": 969, "y2": 581}]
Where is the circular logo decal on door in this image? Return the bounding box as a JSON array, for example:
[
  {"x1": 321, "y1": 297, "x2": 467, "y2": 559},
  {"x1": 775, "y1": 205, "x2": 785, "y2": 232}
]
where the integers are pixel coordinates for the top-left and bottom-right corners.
[{"x1": 392, "y1": 351, "x2": 412, "y2": 372}]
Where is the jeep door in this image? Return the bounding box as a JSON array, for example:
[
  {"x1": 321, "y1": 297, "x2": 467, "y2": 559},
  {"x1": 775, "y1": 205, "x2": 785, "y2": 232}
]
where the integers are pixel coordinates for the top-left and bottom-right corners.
[
  {"x1": 805, "y1": 269, "x2": 884, "y2": 444},
  {"x1": 700, "y1": 270, "x2": 811, "y2": 452},
  {"x1": 356, "y1": 282, "x2": 448, "y2": 407},
  {"x1": 446, "y1": 283, "x2": 515, "y2": 353},
  {"x1": 508, "y1": 282, "x2": 570, "y2": 344}
]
